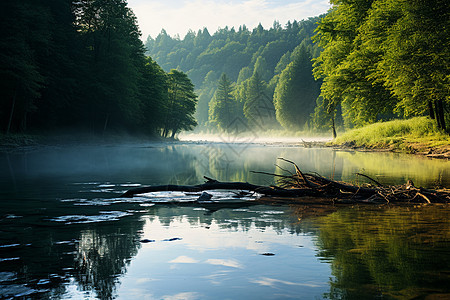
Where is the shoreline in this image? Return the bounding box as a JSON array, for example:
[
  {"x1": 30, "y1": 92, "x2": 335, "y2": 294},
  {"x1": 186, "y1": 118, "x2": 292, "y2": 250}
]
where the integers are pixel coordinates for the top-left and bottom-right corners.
[
  {"x1": 1, "y1": 132, "x2": 449, "y2": 159},
  {"x1": 329, "y1": 139, "x2": 450, "y2": 159}
]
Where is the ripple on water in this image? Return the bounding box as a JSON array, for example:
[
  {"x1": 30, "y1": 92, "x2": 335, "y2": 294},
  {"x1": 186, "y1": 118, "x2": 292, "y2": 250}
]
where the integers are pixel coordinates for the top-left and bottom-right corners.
[
  {"x1": 0, "y1": 284, "x2": 43, "y2": 298},
  {"x1": 49, "y1": 211, "x2": 133, "y2": 224}
]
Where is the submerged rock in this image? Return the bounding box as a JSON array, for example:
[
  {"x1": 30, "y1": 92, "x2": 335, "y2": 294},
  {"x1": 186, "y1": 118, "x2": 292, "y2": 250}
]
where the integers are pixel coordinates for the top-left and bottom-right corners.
[{"x1": 197, "y1": 192, "x2": 213, "y2": 201}]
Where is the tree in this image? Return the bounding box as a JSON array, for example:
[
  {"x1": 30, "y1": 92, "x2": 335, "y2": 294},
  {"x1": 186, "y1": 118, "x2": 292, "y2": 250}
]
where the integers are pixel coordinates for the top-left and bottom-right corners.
[
  {"x1": 312, "y1": 0, "x2": 382, "y2": 129},
  {"x1": 375, "y1": 0, "x2": 449, "y2": 132},
  {"x1": 163, "y1": 69, "x2": 198, "y2": 138},
  {"x1": 71, "y1": 0, "x2": 148, "y2": 132},
  {"x1": 0, "y1": 1, "x2": 48, "y2": 133},
  {"x1": 139, "y1": 57, "x2": 168, "y2": 134},
  {"x1": 243, "y1": 72, "x2": 276, "y2": 128},
  {"x1": 313, "y1": 0, "x2": 449, "y2": 133},
  {"x1": 209, "y1": 74, "x2": 240, "y2": 132},
  {"x1": 274, "y1": 46, "x2": 320, "y2": 130}
]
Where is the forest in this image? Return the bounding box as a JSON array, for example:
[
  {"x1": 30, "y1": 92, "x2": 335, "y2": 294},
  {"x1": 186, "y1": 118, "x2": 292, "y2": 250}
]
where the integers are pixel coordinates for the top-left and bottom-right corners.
[
  {"x1": 0, "y1": 0, "x2": 196, "y2": 138},
  {"x1": 145, "y1": 17, "x2": 323, "y2": 132},
  {"x1": 1, "y1": 0, "x2": 449, "y2": 138},
  {"x1": 146, "y1": 0, "x2": 449, "y2": 135}
]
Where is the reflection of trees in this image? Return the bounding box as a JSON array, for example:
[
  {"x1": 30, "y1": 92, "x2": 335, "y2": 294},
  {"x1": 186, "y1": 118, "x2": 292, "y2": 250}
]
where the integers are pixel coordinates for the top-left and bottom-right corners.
[
  {"x1": 314, "y1": 206, "x2": 450, "y2": 299},
  {"x1": 0, "y1": 209, "x2": 145, "y2": 299},
  {"x1": 73, "y1": 215, "x2": 145, "y2": 299},
  {"x1": 147, "y1": 205, "x2": 316, "y2": 236},
  {"x1": 336, "y1": 151, "x2": 450, "y2": 187}
]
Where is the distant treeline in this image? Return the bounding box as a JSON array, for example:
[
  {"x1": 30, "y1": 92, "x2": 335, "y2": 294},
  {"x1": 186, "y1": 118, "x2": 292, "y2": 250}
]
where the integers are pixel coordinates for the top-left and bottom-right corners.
[
  {"x1": 145, "y1": 18, "x2": 323, "y2": 132},
  {"x1": 0, "y1": 0, "x2": 196, "y2": 137},
  {"x1": 2, "y1": 0, "x2": 448, "y2": 138},
  {"x1": 147, "y1": 0, "x2": 449, "y2": 134}
]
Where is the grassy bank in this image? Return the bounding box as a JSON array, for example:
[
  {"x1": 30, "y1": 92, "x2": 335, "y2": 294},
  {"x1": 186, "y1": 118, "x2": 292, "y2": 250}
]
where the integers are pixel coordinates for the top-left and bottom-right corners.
[{"x1": 331, "y1": 117, "x2": 450, "y2": 157}]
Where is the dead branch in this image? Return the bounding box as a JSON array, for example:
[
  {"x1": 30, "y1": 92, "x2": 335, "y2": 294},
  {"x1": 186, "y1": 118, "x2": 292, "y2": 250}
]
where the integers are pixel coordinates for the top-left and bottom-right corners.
[
  {"x1": 356, "y1": 173, "x2": 383, "y2": 187},
  {"x1": 120, "y1": 160, "x2": 450, "y2": 204},
  {"x1": 121, "y1": 178, "x2": 320, "y2": 198}
]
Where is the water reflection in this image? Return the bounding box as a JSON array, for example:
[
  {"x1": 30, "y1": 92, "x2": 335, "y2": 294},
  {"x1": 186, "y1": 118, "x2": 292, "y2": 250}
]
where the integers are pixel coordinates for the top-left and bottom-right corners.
[
  {"x1": 1, "y1": 143, "x2": 449, "y2": 193},
  {"x1": 116, "y1": 206, "x2": 330, "y2": 300},
  {"x1": 0, "y1": 205, "x2": 145, "y2": 299},
  {"x1": 313, "y1": 205, "x2": 450, "y2": 299},
  {"x1": 1, "y1": 142, "x2": 450, "y2": 299}
]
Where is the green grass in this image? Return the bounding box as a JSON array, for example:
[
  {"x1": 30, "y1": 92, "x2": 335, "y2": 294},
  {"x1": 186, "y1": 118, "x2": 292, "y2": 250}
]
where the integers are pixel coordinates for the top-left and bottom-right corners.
[{"x1": 332, "y1": 117, "x2": 450, "y2": 153}]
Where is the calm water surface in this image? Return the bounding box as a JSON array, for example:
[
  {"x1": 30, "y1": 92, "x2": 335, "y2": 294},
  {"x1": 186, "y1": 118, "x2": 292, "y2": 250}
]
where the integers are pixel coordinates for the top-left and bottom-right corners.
[{"x1": 0, "y1": 142, "x2": 449, "y2": 299}]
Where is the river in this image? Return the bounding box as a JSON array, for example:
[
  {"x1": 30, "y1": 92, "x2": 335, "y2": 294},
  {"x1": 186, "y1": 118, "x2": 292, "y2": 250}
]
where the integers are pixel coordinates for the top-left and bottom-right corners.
[{"x1": 0, "y1": 141, "x2": 449, "y2": 299}]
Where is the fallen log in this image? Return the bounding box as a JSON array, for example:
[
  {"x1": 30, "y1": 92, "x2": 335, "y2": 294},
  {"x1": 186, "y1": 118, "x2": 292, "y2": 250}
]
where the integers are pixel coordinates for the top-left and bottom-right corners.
[
  {"x1": 121, "y1": 177, "x2": 320, "y2": 198},
  {"x1": 120, "y1": 158, "x2": 450, "y2": 204}
]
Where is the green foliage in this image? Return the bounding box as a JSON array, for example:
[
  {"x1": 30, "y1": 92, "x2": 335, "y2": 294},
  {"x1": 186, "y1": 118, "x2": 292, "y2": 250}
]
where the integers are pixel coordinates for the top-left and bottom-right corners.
[
  {"x1": 208, "y1": 74, "x2": 241, "y2": 132},
  {"x1": 163, "y1": 70, "x2": 198, "y2": 138},
  {"x1": 242, "y1": 72, "x2": 276, "y2": 128},
  {"x1": 0, "y1": 0, "x2": 197, "y2": 137},
  {"x1": 313, "y1": 0, "x2": 449, "y2": 132},
  {"x1": 274, "y1": 46, "x2": 321, "y2": 130},
  {"x1": 146, "y1": 17, "x2": 323, "y2": 132},
  {"x1": 0, "y1": 1, "x2": 48, "y2": 133}
]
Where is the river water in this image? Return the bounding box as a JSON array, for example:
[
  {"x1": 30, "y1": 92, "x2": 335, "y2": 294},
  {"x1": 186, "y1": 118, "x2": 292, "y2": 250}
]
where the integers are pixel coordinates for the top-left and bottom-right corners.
[{"x1": 0, "y1": 141, "x2": 449, "y2": 299}]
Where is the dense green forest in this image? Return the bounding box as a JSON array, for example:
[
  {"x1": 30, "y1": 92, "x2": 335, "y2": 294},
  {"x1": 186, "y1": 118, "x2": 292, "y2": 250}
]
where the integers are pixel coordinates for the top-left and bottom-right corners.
[
  {"x1": 2, "y1": 0, "x2": 448, "y2": 138},
  {"x1": 313, "y1": 0, "x2": 449, "y2": 135},
  {"x1": 0, "y1": 0, "x2": 196, "y2": 137},
  {"x1": 147, "y1": 0, "x2": 449, "y2": 135},
  {"x1": 145, "y1": 18, "x2": 323, "y2": 132}
]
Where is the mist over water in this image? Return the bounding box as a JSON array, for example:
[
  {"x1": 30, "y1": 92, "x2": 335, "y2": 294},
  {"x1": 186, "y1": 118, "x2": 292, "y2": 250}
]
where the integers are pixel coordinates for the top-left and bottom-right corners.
[
  {"x1": 1, "y1": 141, "x2": 449, "y2": 299},
  {"x1": 179, "y1": 133, "x2": 333, "y2": 144}
]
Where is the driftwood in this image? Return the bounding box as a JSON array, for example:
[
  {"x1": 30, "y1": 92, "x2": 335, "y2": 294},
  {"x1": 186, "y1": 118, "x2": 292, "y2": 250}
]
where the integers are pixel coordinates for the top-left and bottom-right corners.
[
  {"x1": 121, "y1": 158, "x2": 450, "y2": 204},
  {"x1": 120, "y1": 176, "x2": 320, "y2": 198}
]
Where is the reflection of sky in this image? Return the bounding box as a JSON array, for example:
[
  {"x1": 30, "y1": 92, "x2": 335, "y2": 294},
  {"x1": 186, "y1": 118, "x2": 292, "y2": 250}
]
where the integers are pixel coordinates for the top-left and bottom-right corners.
[{"x1": 116, "y1": 214, "x2": 330, "y2": 299}]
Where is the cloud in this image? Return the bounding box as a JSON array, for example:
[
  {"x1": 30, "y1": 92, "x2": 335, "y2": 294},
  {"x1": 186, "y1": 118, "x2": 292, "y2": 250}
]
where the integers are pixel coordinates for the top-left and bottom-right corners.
[
  {"x1": 169, "y1": 255, "x2": 199, "y2": 264},
  {"x1": 250, "y1": 277, "x2": 322, "y2": 288},
  {"x1": 127, "y1": 0, "x2": 331, "y2": 39},
  {"x1": 162, "y1": 292, "x2": 202, "y2": 300},
  {"x1": 205, "y1": 258, "x2": 244, "y2": 269}
]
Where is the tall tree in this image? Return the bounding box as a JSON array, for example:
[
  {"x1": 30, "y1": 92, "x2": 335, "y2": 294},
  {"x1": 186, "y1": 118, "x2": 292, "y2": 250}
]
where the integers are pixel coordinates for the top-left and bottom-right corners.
[
  {"x1": 313, "y1": 0, "x2": 381, "y2": 129},
  {"x1": 242, "y1": 72, "x2": 276, "y2": 128},
  {"x1": 139, "y1": 57, "x2": 168, "y2": 134},
  {"x1": 163, "y1": 69, "x2": 197, "y2": 138},
  {"x1": 73, "y1": 0, "x2": 146, "y2": 132},
  {"x1": 376, "y1": 0, "x2": 449, "y2": 131},
  {"x1": 0, "y1": 1, "x2": 48, "y2": 133},
  {"x1": 209, "y1": 74, "x2": 240, "y2": 132},
  {"x1": 274, "y1": 46, "x2": 320, "y2": 130}
]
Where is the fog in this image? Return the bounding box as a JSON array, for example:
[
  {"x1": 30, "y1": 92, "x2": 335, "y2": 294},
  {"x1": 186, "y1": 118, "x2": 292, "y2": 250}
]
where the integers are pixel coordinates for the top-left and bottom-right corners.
[
  {"x1": 179, "y1": 133, "x2": 333, "y2": 144},
  {"x1": 1, "y1": 139, "x2": 448, "y2": 200}
]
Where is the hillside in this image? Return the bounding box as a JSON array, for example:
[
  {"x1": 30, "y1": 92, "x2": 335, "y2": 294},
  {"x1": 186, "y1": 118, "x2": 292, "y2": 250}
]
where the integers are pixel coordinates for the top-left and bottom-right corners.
[{"x1": 145, "y1": 18, "x2": 323, "y2": 130}]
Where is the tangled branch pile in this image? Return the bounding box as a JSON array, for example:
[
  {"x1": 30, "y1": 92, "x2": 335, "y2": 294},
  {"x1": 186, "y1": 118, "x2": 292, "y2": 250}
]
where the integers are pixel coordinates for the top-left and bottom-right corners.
[
  {"x1": 121, "y1": 158, "x2": 449, "y2": 204},
  {"x1": 252, "y1": 158, "x2": 450, "y2": 204}
]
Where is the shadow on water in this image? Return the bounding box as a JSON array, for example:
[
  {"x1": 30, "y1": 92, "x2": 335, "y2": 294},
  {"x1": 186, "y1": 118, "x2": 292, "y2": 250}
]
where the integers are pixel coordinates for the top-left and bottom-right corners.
[{"x1": 0, "y1": 142, "x2": 449, "y2": 299}]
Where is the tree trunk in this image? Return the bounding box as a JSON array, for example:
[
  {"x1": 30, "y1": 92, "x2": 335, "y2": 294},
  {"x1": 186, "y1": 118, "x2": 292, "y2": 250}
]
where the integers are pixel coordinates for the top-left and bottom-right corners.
[
  {"x1": 436, "y1": 99, "x2": 446, "y2": 132},
  {"x1": 331, "y1": 114, "x2": 337, "y2": 139},
  {"x1": 103, "y1": 113, "x2": 109, "y2": 134},
  {"x1": 434, "y1": 100, "x2": 443, "y2": 130},
  {"x1": 121, "y1": 177, "x2": 322, "y2": 198},
  {"x1": 6, "y1": 89, "x2": 17, "y2": 135},
  {"x1": 428, "y1": 100, "x2": 435, "y2": 119}
]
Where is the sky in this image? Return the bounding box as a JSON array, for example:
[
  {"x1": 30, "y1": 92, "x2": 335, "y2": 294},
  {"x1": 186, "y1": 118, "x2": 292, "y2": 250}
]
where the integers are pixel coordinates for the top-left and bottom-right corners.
[{"x1": 127, "y1": 0, "x2": 331, "y2": 40}]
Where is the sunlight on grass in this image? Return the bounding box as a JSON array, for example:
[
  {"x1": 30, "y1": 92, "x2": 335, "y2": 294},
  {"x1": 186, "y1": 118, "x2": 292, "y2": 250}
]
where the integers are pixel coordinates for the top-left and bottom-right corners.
[{"x1": 332, "y1": 117, "x2": 450, "y2": 152}]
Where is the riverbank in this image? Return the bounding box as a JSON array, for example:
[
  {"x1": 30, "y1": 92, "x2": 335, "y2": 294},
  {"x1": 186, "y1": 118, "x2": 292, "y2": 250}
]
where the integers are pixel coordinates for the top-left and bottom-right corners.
[
  {"x1": 0, "y1": 132, "x2": 165, "y2": 152},
  {"x1": 330, "y1": 117, "x2": 450, "y2": 158}
]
